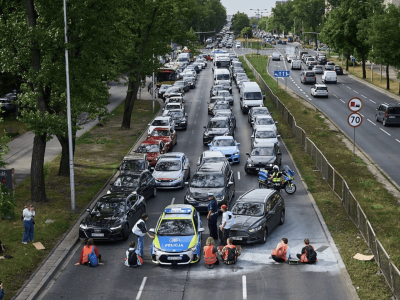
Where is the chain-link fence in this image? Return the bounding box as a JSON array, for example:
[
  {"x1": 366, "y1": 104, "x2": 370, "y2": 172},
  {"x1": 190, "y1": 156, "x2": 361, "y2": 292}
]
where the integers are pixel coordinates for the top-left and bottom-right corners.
[{"x1": 243, "y1": 55, "x2": 400, "y2": 298}]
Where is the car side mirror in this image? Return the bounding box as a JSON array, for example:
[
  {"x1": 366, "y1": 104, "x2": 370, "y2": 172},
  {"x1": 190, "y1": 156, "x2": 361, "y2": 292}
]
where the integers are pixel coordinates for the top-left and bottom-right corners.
[
  {"x1": 268, "y1": 210, "x2": 275, "y2": 215},
  {"x1": 86, "y1": 208, "x2": 91, "y2": 212},
  {"x1": 236, "y1": 142, "x2": 240, "y2": 146},
  {"x1": 185, "y1": 113, "x2": 188, "y2": 117},
  {"x1": 198, "y1": 228, "x2": 205, "y2": 233},
  {"x1": 149, "y1": 228, "x2": 155, "y2": 234},
  {"x1": 277, "y1": 135, "x2": 281, "y2": 138},
  {"x1": 263, "y1": 95, "x2": 266, "y2": 100},
  {"x1": 227, "y1": 181, "x2": 234, "y2": 187},
  {"x1": 246, "y1": 152, "x2": 250, "y2": 156},
  {"x1": 150, "y1": 167, "x2": 155, "y2": 171},
  {"x1": 184, "y1": 182, "x2": 189, "y2": 186},
  {"x1": 275, "y1": 121, "x2": 278, "y2": 124}
]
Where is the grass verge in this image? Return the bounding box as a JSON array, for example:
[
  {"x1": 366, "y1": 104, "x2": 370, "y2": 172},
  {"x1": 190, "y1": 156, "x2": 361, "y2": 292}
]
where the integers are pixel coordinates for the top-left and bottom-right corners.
[
  {"x1": 241, "y1": 54, "x2": 396, "y2": 299},
  {"x1": 0, "y1": 113, "x2": 28, "y2": 139},
  {"x1": 0, "y1": 99, "x2": 159, "y2": 299}
]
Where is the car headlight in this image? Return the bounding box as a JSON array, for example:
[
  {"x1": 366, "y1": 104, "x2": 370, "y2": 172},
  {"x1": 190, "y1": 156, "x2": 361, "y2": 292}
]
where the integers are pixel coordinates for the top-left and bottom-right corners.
[
  {"x1": 249, "y1": 225, "x2": 262, "y2": 233},
  {"x1": 204, "y1": 131, "x2": 209, "y2": 137},
  {"x1": 107, "y1": 190, "x2": 111, "y2": 194},
  {"x1": 181, "y1": 119, "x2": 186, "y2": 123},
  {"x1": 110, "y1": 224, "x2": 123, "y2": 231},
  {"x1": 247, "y1": 163, "x2": 253, "y2": 167},
  {"x1": 233, "y1": 152, "x2": 239, "y2": 156},
  {"x1": 175, "y1": 175, "x2": 182, "y2": 181},
  {"x1": 153, "y1": 245, "x2": 161, "y2": 252},
  {"x1": 189, "y1": 246, "x2": 197, "y2": 252},
  {"x1": 80, "y1": 223, "x2": 88, "y2": 229},
  {"x1": 186, "y1": 195, "x2": 195, "y2": 202}
]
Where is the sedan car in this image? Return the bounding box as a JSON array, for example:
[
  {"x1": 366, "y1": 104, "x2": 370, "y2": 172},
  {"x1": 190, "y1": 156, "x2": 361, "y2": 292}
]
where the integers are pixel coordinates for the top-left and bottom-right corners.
[
  {"x1": 152, "y1": 152, "x2": 190, "y2": 189},
  {"x1": 217, "y1": 90, "x2": 234, "y2": 105},
  {"x1": 219, "y1": 189, "x2": 285, "y2": 244},
  {"x1": 248, "y1": 106, "x2": 270, "y2": 124},
  {"x1": 251, "y1": 128, "x2": 280, "y2": 148},
  {"x1": 119, "y1": 154, "x2": 149, "y2": 173},
  {"x1": 251, "y1": 115, "x2": 278, "y2": 133},
  {"x1": 79, "y1": 193, "x2": 146, "y2": 241},
  {"x1": 312, "y1": 65, "x2": 324, "y2": 74},
  {"x1": 149, "y1": 204, "x2": 204, "y2": 265},
  {"x1": 147, "y1": 127, "x2": 177, "y2": 151},
  {"x1": 244, "y1": 142, "x2": 282, "y2": 174},
  {"x1": 334, "y1": 66, "x2": 343, "y2": 75},
  {"x1": 210, "y1": 85, "x2": 226, "y2": 97},
  {"x1": 325, "y1": 61, "x2": 335, "y2": 70},
  {"x1": 167, "y1": 109, "x2": 188, "y2": 130},
  {"x1": 108, "y1": 170, "x2": 156, "y2": 199},
  {"x1": 214, "y1": 110, "x2": 236, "y2": 128},
  {"x1": 207, "y1": 97, "x2": 225, "y2": 115},
  {"x1": 196, "y1": 150, "x2": 227, "y2": 169},
  {"x1": 311, "y1": 84, "x2": 329, "y2": 98},
  {"x1": 211, "y1": 101, "x2": 231, "y2": 116},
  {"x1": 163, "y1": 86, "x2": 182, "y2": 99},
  {"x1": 136, "y1": 139, "x2": 168, "y2": 167},
  {"x1": 148, "y1": 116, "x2": 175, "y2": 134},
  {"x1": 208, "y1": 136, "x2": 240, "y2": 164},
  {"x1": 173, "y1": 81, "x2": 189, "y2": 93},
  {"x1": 158, "y1": 84, "x2": 172, "y2": 99},
  {"x1": 203, "y1": 117, "x2": 234, "y2": 145}
]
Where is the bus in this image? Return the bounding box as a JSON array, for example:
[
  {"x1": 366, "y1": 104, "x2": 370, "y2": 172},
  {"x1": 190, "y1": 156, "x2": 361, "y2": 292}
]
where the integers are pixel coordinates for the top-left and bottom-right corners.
[{"x1": 157, "y1": 62, "x2": 181, "y2": 83}]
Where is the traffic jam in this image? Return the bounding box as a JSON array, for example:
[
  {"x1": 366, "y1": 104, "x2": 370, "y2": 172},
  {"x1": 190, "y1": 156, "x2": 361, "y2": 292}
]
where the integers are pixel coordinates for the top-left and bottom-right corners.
[{"x1": 78, "y1": 30, "x2": 297, "y2": 266}]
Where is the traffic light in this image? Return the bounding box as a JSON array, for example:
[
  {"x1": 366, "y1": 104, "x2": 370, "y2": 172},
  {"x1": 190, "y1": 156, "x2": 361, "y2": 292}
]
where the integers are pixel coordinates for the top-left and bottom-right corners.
[
  {"x1": 300, "y1": 29, "x2": 302, "y2": 35},
  {"x1": 273, "y1": 28, "x2": 276, "y2": 34}
]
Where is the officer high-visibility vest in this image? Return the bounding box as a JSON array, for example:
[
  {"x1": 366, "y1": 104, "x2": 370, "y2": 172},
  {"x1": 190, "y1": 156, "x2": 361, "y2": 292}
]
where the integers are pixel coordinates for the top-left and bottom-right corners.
[
  {"x1": 203, "y1": 245, "x2": 217, "y2": 265},
  {"x1": 272, "y1": 172, "x2": 281, "y2": 183}
]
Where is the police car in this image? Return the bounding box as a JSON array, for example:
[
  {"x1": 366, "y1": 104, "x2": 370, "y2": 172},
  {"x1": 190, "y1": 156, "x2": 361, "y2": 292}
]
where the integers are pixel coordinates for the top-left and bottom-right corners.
[{"x1": 149, "y1": 204, "x2": 204, "y2": 265}]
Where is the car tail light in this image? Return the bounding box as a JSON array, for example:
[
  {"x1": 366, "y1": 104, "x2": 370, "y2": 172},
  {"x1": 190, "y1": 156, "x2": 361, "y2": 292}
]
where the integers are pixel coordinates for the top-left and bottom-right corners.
[
  {"x1": 2, "y1": 178, "x2": 5, "y2": 185},
  {"x1": 385, "y1": 111, "x2": 388, "y2": 118}
]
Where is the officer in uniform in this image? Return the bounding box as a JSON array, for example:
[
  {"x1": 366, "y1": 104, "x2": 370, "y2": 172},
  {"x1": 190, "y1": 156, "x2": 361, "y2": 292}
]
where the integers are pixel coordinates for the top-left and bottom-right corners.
[
  {"x1": 207, "y1": 192, "x2": 219, "y2": 240},
  {"x1": 270, "y1": 165, "x2": 285, "y2": 192}
]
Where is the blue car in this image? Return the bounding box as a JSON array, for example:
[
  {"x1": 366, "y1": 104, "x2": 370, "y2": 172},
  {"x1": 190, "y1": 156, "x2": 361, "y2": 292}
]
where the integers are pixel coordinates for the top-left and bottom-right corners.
[
  {"x1": 282, "y1": 40, "x2": 287, "y2": 45},
  {"x1": 208, "y1": 136, "x2": 240, "y2": 163}
]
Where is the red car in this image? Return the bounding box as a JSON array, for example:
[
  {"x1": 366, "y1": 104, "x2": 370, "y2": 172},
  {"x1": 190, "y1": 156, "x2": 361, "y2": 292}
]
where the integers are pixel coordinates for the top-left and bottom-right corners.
[
  {"x1": 206, "y1": 55, "x2": 213, "y2": 61},
  {"x1": 147, "y1": 127, "x2": 177, "y2": 152},
  {"x1": 136, "y1": 139, "x2": 168, "y2": 167}
]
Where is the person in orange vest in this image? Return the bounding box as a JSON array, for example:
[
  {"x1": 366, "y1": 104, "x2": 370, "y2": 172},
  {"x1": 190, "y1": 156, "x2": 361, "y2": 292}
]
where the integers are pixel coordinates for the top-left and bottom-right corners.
[
  {"x1": 271, "y1": 238, "x2": 290, "y2": 263},
  {"x1": 203, "y1": 237, "x2": 219, "y2": 269},
  {"x1": 296, "y1": 238, "x2": 318, "y2": 263},
  {"x1": 218, "y1": 238, "x2": 241, "y2": 265},
  {"x1": 75, "y1": 238, "x2": 104, "y2": 265}
]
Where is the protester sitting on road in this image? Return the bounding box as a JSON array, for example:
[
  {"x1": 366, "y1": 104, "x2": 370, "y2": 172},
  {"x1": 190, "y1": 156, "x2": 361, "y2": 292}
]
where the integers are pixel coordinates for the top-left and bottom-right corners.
[
  {"x1": 218, "y1": 238, "x2": 241, "y2": 265},
  {"x1": 271, "y1": 238, "x2": 290, "y2": 263},
  {"x1": 203, "y1": 237, "x2": 219, "y2": 268},
  {"x1": 125, "y1": 241, "x2": 142, "y2": 268},
  {"x1": 22, "y1": 204, "x2": 35, "y2": 245},
  {"x1": 75, "y1": 238, "x2": 103, "y2": 266},
  {"x1": 0, "y1": 234, "x2": 5, "y2": 253},
  {"x1": 297, "y1": 238, "x2": 318, "y2": 264}
]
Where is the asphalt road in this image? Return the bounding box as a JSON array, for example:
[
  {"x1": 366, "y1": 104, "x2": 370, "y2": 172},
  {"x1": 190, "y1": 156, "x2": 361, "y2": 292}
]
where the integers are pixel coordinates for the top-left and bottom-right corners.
[
  {"x1": 267, "y1": 44, "x2": 400, "y2": 187},
  {"x1": 37, "y1": 50, "x2": 353, "y2": 300}
]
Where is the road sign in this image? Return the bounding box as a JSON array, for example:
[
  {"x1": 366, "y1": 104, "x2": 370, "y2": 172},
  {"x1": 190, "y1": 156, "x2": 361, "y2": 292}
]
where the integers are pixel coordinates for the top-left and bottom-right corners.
[
  {"x1": 351, "y1": 57, "x2": 355, "y2": 62},
  {"x1": 274, "y1": 70, "x2": 290, "y2": 78},
  {"x1": 347, "y1": 112, "x2": 363, "y2": 127},
  {"x1": 348, "y1": 97, "x2": 363, "y2": 112}
]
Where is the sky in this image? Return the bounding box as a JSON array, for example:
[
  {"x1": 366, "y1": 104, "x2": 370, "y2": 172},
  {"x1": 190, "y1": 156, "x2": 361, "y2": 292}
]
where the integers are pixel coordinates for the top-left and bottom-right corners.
[{"x1": 220, "y1": 0, "x2": 277, "y2": 18}]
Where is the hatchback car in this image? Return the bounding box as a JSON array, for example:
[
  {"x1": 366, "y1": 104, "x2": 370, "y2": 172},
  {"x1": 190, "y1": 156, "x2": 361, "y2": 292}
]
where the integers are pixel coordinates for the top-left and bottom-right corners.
[
  {"x1": 217, "y1": 90, "x2": 234, "y2": 105},
  {"x1": 158, "y1": 84, "x2": 172, "y2": 99},
  {"x1": 108, "y1": 170, "x2": 156, "y2": 199},
  {"x1": 119, "y1": 154, "x2": 149, "y2": 173},
  {"x1": 184, "y1": 161, "x2": 235, "y2": 212},
  {"x1": 248, "y1": 106, "x2": 270, "y2": 124},
  {"x1": 149, "y1": 204, "x2": 204, "y2": 265},
  {"x1": 300, "y1": 71, "x2": 316, "y2": 84},
  {"x1": 325, "y1": 61, "x2": 335, "y2": 70},
  {"x1": 207, "y1": 97, "x2": 226, "y2": 115},
  {"x1": 251, "y1": 128, "x2": 280, "y2": 147},
  {"x1": 147, "y1": 127, "x2": 177, "y2": 152},
  {"x1": 251, "y1": 115, "x2": 278, "y2": 133},
  {"x1": 312, "y1": 65, "x2": 324, "y2": 74},
  {"x1": 212, "y1": 101, "x2": 231, "y2": 116},
  {"x1": 79, "y1": 193, "x2": 146, "y2": 241},
  {"x1": 152, "y1": 152, "x2": 190, "y2": 189},
  {"x1": 136, "y1": 139, "x2": 168, "y2": 167},
  {"x1": 311, "y1": 84, "x2": 329, "y2": 98},
  {"x1": 196, "y1": 150, "x2": 227, "y2": 169},
  {"x1": 148, "y1": 116, "x2": 175, "y2": 134},
  {"x1": 167, "y1": 109, "x2": 188, "y2": 130},
  {"x1": 244, "y1": 142, "x2": 282, "y2": 174},
  {"x1": 208, "y1": 136, "x2": 240, "y2": 164},
  {"x1": 203, "y1": 117, "x2": 234, "y2": 145},
  {"x1": 210, "y1": 85, "x2": 226, "y2": 97},
  {"x1": 218, "y1": 189, "x2": 285, "y2": 244},
  {"x1": 375, "y1": 103, "x2": 400, "y2": 126},
  {"x1": 334, "y1": 66, "x2": 343, "y2": 75},
  {"x1": 173, "y1": 81, "x2": 190, "y2": 93},
  {"x1": 214, "y1": 110, "x2": 236, "y2": 128}
]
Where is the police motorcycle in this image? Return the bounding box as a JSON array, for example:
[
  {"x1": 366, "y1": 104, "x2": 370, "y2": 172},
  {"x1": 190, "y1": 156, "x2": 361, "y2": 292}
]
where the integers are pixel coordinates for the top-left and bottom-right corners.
[{"x1": 258, "y1": 165, "x2": 296, "y2": 194}]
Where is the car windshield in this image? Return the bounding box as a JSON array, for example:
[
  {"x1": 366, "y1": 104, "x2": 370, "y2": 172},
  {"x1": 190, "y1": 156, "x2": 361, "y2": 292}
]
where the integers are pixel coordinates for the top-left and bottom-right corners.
[
  {"x1": 166, "y1": 104, "x2": 180, "y2": 110},
  {"x1": 160, "y1": 85, "x2": 171, "y2": 91},
  {"x1": 174, "y1": 82, "x2": 184, "y2": 87},
  {"x1": 256, "y1": 118, "x2": 274, "y2": 125},
  {"x1": 216, "y1": 74, "x2": 230, "y2": 80},
  {"x1": 121, "y1": 160, "x2": 145, "y2": 171},
  {"x1": 214, "y1": 112, "x2": 231, "y2": 118},
  {"x1": 210, "y1": 97, "x2": 224, "y2": 104},
  {"x1": 208, "y1": 120, "x2": 228, "y2": 128},
  {"x1": 213, "y1": 86, "x2": 224, "y2": 92},
  {"x1": 169, "y1": 111, "x2": 184, "y2": 119},
  {"x1": 152, "y1": 120, "x2": 169, "y2": 126},
  {"x1": 190, "y1": 173, "x2": 225, "y2": 188},
  {"x1": 137, "y1": 144, "x2": 160, "y2": 153},
  {"x1": 251, "y1": 147, "x2": 274, "y2": 156},
  {"x1": 213, "y1": 139, "x2": 235, "y2": 147},
  {"x1": 216, "y1": 61, "x2": 230, "y2": 68},
  {"x1": 214, "y1": 104, "x2": 230, "y2": 110},
  {"x1": 253, "y1": 109, "x2": 268, "y2": 116},
  {"x1": 218, "y1": 91, "x2": 230, "y2": 97},
  {"x1": 244, "y1": 92, "x2": 262, "y2": 100},
  {"x1": 151, "y1": 130, "x2": 170, "y2": 137},
  {"x1": 114, "y1": 175, "x2": 140, "y2": 188},
  {"x1": 155, "y1": 160, "x2": 181, "y2": 171},
  {"x1": 203, "y1": 157, "x2": 226, "y2": 164},
  {"x1": 314, "y1": 66, "x2": 323, "y2": 70},
  {"x1": 157, "y1": 219, "x2": 195, "y2": 236},
  {"x1": 232, "y1": 202, "x2": 264, "y2": 216},
  {"x1": 255, "y1": 131, "x2": 275, "y2": 138},
  {"x1": 93, "y1": 198, "x2": 126, "y2": 214},
  {"x1": 306, "y1": 73, "x2": 315, "y2": 77}
]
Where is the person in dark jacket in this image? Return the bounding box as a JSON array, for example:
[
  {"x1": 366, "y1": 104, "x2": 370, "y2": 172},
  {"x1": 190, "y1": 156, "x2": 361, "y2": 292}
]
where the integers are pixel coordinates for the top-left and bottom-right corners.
[
  {"x1": 132, "y1": 214, "x2": 154, "y2": 258},
  {"x1": 207, "y1": 192, "x2": 219, "y2": 240}
]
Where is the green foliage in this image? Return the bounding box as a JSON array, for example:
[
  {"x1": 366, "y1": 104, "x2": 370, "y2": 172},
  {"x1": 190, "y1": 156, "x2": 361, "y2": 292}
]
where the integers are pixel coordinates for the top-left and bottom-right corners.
[
  {"x1": 232, "y1": 12, "x2": 250, "y2": 33},
  {"x1": 0, "y1": 186, "x2": 16, "y2": 220},
  {"x1": 241, "y1": 27, "x2": 253, "y2": 38}
]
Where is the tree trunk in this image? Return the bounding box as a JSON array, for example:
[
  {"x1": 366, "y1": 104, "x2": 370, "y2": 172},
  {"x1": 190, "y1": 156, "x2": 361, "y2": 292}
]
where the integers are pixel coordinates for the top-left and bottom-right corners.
[
  {"x1": 346, "y1": 50, "x2": 349, "y2": 71},
  {"x1": 121, "y1": 77, "x2": 141, "y2": 129},
  {"x1": 361, "y1": 53, "x2": 366, "y2": 79},
  {"x1": 31, "y1": 134, "x2": 47, "y2": 202},
  {"x1": 386, "y1": 64, "x2": 390, "y2": 90},
  {"x1": 57, "y1": 133, "x2": 76, "y2": 177}
]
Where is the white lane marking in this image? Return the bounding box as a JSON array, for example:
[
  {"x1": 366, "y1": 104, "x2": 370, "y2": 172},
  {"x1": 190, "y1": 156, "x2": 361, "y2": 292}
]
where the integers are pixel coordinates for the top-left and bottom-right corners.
[
  {"x1": 380, "y1": 128, "x2": 391, "y2": 136},
  {"x1": 192, "y1": 130, "x2": 194, "y2": 134},
  {"x1": 136, "y1": 277, "x2": 147, "y2": 300},
  {"x1": 242, "y1": 275, "x2": 247, "y2": 300},
  {"x1": 361, "y1": 95, "x2": 367, "y2": 98},
  {"x1": 340, "y1": 99, "x2": 345, "y2": 103},
  {"x1": 194, "y1": 121, "x2": 197, "y2": 124},
  {"x1": 396, "y1": 139, "x2": 400, "y2": 143},
  {"x1": 171, "y1": 198, "x2": 175, "y2": 204},
  {"x1": 369, "y1": 99, "x2": 376, "y2": 104},
  {"x1": 353, "y1": 90, "x2": 359, "y2": 94},
  {"x1": 237, "y1": 172, "x2": 241, "y2": 180},
  {"x1": 367, "y1": 119, "x2": 376, "y2": 125},
  {"x1": 346, "y1": 86, "x2": 351, "y2": 89},
  {"x1": 359, "y1": 113, "x2": 364, "y2": 117},
  {"x1": 300, "y1": 89, "x2": 303, "y2": 92}
]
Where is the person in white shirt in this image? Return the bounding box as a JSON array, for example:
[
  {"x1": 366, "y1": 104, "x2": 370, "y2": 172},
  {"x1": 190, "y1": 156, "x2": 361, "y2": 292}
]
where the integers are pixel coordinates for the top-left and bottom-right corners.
[
  {"x1": 220, "y1": 205, "x2": 235, "y2": 244},
  {"x1": 22, "y1": 204, "x2": 35, "y2": 244}
]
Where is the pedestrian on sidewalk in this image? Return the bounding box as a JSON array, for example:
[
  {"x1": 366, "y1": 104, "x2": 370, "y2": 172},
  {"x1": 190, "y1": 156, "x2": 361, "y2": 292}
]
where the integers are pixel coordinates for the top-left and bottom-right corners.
[
  {"x1": 132, "y1": 214, "x2": 154, "y2": 258},
  {"x1": 75, "y1": 238, "x2": 103, "y2": 265},
  {"x1": 11, "y1": 168, "x2": 16, "y2": 196},
  {"x1": 22, "y1": 204, "x2": 35, "y2": 244}
]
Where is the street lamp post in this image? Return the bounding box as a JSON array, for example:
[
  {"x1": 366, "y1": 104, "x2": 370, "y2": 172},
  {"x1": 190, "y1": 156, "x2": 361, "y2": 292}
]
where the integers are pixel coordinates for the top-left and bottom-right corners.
[{"x1": 250, "y1": 8, "x2": 268, "y2": 55}]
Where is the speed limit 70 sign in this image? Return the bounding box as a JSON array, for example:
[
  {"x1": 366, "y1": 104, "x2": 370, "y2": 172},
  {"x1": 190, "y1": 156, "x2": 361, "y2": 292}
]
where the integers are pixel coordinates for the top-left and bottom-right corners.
[{"x1": 347, "y1": 112, "x2": 363, "y2": 127}]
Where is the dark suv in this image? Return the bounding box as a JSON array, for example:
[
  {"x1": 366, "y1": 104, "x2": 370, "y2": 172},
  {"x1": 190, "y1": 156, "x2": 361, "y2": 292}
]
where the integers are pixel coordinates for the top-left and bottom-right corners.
[
  {"x1": 375, "y1": 103, "x2": 400, "y2": 126},
  {"x1": 300, "y1": 71, "x2": 316, "y2": 84},
  {"x1": 184, "y1": 161, "x2": 235, "y2": 212},
  {"x1": 119, "y1": 154, "x2": 149, "y2": 173},
  {"x1": 203, "y1": 117, "x2": 234, "y2": 145}
]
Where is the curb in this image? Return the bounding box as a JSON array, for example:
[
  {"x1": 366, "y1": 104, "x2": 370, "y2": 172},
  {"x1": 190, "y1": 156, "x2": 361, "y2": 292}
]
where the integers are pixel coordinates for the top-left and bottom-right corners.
[{"x1": 13, "y1": 99, "x2": 164, "y2": 300}]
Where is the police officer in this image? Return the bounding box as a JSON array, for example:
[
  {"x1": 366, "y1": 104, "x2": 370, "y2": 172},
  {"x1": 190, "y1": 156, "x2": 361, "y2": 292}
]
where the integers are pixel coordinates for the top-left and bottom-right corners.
[
  {"x1": 207, "y1": 192, "x2": 219, "y2": 240},
  {"x1": 270, "y1": 165, "x2": 285, "y2": 192}
]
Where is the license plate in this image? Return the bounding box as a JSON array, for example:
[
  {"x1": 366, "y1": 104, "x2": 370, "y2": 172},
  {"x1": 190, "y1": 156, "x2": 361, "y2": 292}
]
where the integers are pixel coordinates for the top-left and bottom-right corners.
[
  {"x1": 389, "y1": 116, "x2": 395, "y2": 118},
  {"x1": 199, "y1": 202, "x2": 209, "y2": 206},
  {"x1": 161, "y1": 182, "x2": 170, "y2": 186},
  {"x1": 255, "y1": 168, "x2": 260, "y2": 170},
  {"x1": 91, "y1": 233, "x2": 104, "y2": 237},
  {"x1": 231, "y1": 237, "x2": 242, "y2": 240},
  {"x1": 167, "y1": 256, "x2": 182, "y2": 260}
]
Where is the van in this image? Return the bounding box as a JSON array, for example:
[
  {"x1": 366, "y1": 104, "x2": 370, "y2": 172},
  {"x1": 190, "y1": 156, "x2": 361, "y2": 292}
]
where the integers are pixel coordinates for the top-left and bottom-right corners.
[
  {"x1": 375, "y1": 103, "x2": 400, "y2": 126},
  {"x1": 291, "y1": 59, "x2": 301, "y2": 70},
  {"x1": 240, "y1": 82, "x2": 265, "y2": 114},
  {"x1": 322, "y1": 71, "x2": 337, "y2": 84},
  {"x1": 272, "y1": 52, "x2": 280, "y2": 61},
  {"x1": 214, "y1": 69, "x2": 231, "y2": 85},
  {"x1": 177, "y1": 53, "x2": 190, "y2": 64}
]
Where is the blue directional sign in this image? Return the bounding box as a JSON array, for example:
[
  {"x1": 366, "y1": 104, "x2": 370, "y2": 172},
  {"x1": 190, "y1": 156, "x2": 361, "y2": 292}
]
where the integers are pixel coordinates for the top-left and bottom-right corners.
[{"x1": 274, "y1": 70, "x2": 290, "y2": 78}]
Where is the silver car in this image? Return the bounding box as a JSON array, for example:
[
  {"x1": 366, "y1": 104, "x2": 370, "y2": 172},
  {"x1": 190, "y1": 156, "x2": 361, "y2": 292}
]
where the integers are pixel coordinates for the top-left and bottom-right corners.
[
  {"x1": 152, "y1": 152, "x2": 190, "y2": 189},
  {"x1": 312, "y1": 65, "x2": 324, "y2": 74}
]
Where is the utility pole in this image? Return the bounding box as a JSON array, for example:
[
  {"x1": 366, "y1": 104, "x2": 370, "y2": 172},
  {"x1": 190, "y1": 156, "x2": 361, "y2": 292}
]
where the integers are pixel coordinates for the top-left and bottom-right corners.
[{"x1": 250, "y1": 8, "x2": 268, "y2": 55}]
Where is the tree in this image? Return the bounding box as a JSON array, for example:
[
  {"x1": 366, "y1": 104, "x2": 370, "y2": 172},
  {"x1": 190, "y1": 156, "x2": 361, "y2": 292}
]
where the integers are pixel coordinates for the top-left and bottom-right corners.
[
  {"x1": 271, "y1": 1, "x2": 295, "y2": 34},
  {"x1": 241, "y1": 27, "x2": 253, "y2": 39},
  {"x1": 232, "y1": 12, "x2": 250, "y2": 33}
]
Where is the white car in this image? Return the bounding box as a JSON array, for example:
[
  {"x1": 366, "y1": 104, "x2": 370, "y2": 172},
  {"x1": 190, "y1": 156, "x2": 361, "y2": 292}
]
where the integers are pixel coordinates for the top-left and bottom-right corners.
[
  {"x1": 322, "y1": 71, "x2": 337, "y2": 84},
  {"x1": 311, "y1": 84, "x2": 329, "y2": 97},
  {"x1": 148, "y1": 116, "x2": 175, "y2": 134},
  {"x1": 251, "y1": 115, "x2": 278, "y2": 133},
  {"x1": 325, "y1": 61, "x2": 335, "y2": 70},
  {"x1": 251, "y1": 128, "x2": 280, "y2": 148}
]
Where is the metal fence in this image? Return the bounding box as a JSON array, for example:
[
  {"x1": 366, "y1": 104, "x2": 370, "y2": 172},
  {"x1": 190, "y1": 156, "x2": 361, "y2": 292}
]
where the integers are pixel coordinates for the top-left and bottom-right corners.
[{"x1": 243, "y1": 55, "x2": 400, "y2": 298}]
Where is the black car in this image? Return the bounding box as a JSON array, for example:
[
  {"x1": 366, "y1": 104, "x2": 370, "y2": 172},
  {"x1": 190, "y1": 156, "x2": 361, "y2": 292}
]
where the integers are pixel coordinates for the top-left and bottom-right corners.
[
  {"x1": 108, "y1": 170, "x2": 156, "y2": 199},
  {"x1": 247, "y1": 106, "x2": 270, "y2": 124},
  {"x1": 184, "y1": 161, "x2": 235, "y2": 212},
  {"x1": 210, "y1": 85, "x2": 226, "y2": 97},
  {"x1": 203, "y1": 117, "x2": 234, "y2": 145},
  {"x1": 334, "y1": 66, "x2": 343, "y2": 75},
  {"x1": 167, "y1": 109, "x2": 188, "y2": 130},
  {"x1": 158, "y1": 84, "x2": 172, "y2": 99},
  {"x1": 173, "y1": 81, "x2": 190, "y2": 93},
  {"x1": 79, "y1": 193, "x2": 146, "y2": 241},
  {"x1": 119, "y1": 154, "x2": 149, "y2": 173},
  {"x1": 244, "y1": 142, "x2": 282, "y2": 174},
  {"x1": 219, "y1": 189, "x2": 285, "y2": 244}
]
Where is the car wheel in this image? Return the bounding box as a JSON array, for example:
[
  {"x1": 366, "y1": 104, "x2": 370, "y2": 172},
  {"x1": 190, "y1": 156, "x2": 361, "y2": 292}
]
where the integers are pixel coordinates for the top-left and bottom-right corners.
[
  {"x1": 122, "y1": 224, "x2": 130, "y2": 241},
  {"x1": 383, "y1": 118, "x2": 387, "y2": 126},
  {"x1": 261, "y1": 228, "x2": 268, "y2": 244},
  {"x1": 244, "y1": 167, "x2": 250, "y2": 174},
  {"x1": 279, "y1": 210, "x2": 285, "y2": 225},
  {"x1": 375, "y1": 115, "x2": 379, "y2": 122},
  {"x1": 151, "y1": 187, "x2": 157, "y2": 198}
]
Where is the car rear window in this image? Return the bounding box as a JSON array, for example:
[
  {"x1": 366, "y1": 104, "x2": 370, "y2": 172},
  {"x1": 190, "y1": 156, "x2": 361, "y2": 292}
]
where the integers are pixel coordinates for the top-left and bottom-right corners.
[
  {"x1": 317, "y1": 87, "x2": 327, "y2": 90},
  {"x1": 306, "y1": 72, "x2": 315, "y2": 77},
  {"x1": 388, "y1": 107, "x2": 400, "y2": 114}
]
